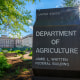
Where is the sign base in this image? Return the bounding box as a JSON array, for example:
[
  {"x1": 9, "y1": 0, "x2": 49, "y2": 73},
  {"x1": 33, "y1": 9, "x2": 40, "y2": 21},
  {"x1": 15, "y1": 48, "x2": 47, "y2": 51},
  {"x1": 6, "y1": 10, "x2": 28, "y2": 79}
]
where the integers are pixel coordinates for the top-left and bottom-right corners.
[{"x1": 32, "y1": 76, "x2": 80, "y2": 80}]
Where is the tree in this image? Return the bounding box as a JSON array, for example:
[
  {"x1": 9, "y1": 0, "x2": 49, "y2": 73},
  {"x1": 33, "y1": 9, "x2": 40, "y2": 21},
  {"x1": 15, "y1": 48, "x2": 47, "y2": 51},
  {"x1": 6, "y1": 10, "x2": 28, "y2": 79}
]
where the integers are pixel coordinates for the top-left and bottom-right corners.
[
  {"x1": 63, "y1": 0, "x2": 80, "y2": 7},
  {"x1": 0, "y1": 0, "x2": 39, "y2": 37}
]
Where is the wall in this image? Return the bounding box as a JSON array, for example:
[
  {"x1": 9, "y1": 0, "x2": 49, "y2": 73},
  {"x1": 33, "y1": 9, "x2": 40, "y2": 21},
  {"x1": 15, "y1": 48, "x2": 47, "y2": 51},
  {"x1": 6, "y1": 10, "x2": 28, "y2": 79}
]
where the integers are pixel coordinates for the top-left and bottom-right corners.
[{"x1": 22, "y1": 35, "x2": 33, "y2": 47}]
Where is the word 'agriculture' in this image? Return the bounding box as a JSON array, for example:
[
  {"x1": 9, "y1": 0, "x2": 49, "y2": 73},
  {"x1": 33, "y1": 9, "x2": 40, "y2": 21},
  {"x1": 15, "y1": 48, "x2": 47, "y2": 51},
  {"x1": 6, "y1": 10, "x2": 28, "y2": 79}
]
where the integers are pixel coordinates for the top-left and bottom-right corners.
[{"x1": 36, "y1": 48, "x2": 78, "y2": 54}]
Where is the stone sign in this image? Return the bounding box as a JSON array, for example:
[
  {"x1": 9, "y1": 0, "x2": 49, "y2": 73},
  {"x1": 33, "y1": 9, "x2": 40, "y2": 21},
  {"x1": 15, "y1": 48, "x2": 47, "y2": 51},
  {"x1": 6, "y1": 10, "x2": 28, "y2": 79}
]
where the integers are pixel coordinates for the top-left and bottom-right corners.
[
  {"x1": 32, "y1": 6, "x2": 80, "y2": 78},
  {"x1": 35, "y1": 6, "x2": 80, "y2": 26}
]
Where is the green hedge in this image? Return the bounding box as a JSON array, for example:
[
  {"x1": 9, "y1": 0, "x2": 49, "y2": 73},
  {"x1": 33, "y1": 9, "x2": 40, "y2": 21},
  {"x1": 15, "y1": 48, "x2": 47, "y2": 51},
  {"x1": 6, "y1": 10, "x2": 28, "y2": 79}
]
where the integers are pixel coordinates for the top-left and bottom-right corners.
[
  {"x1": 0, "y1": 52, "x2": 3, "y2": 54},
  {"x1": 29, "y1": 51, "x2": 32, "y2": 56},
  {"x1": 2, "y1": 47, "x2": 32, "y2": 51},
  {"x1": 0, "y1": 55, "x2": 11, "y2": 76}
]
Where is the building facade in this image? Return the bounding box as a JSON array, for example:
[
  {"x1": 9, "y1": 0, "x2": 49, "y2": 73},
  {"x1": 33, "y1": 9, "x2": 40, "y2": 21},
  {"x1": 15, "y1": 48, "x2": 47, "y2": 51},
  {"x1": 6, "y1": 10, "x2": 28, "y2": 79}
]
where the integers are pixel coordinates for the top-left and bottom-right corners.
[
  {"x1": 22, "y1": 34, "x2": 33, "y2": 47},
  {"x1": 0, "y1": 35, "x2": 22, "y2": 48},
  {"x1": 0, "y1": 34, "x2": 33, "y2": 48}
]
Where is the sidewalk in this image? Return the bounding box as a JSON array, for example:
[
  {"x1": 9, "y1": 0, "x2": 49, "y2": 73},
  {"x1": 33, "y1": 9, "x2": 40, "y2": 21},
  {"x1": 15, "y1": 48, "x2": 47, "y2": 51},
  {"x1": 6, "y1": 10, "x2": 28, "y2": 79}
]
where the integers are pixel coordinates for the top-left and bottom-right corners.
[
  {"x1": 7, "y1": 53, "x2": 32, "y2": 60},
  {"x1": 23, "y1": 53, "x2": 32, "y2": 59}
]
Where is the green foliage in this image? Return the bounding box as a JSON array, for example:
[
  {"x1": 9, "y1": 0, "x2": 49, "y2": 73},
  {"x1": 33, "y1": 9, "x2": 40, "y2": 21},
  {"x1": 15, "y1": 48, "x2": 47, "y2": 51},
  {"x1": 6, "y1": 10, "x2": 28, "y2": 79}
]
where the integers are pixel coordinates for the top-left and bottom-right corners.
[
  {"x1": 29, "y1": 51, "x2": 32, "y2": 56},
  {"x1": 0, "y1": 55, "x2": 12, "y2": 76},
  {"x1": 8, "y1": 51, "x2": 12, "y2": 53},
  {"x1": 2, "y1": 48, "x2": 8, "y2": 55},
  {"x1": 8, "y1": 51, "x2": 16, "y2": 53},
  {"x1": 23, "y1": 59, "x2": 28, "y2": 61},
  {"x1": 0, "y1": 71, "x2": 5, "y2": 77},
  {"x1": 0, "y1": 52, "x2": 3, "y2": 54},
  {"x1": 15, "y1": 66, "x2": 20, "y2": 75},
  {"x1": 23, "y1": 68, "x2": 28, "y2": 72},
  {"x1": 15, "y1": 50, "x2": 21, "y2": 54},
  {"x1": 2, "y1": 48, "x2": 8, "y2": 50},
  {"x1": 22, "y1": 51, "x2": 26, "y2": 55},
  {"x1": 30, "y1": 48, "x2": 32, "y2": 51},
  {"x1": 0, "y1": 0, "x2": 39, "y2": 37},
  {"x1": 17, "y1": 50, "x2": 26, "y2": 55},
  {"x1": 7, "y1": 49, "x2": 26, "y2": 55},
  {"x1": 14, "y1": 55, "x2": 17, "y2": 57},
  {"x1": 28, "y1": 62, "x2": 32, "y2": 65},
  {"x1": 2, "y1": 50, "x2": 8, "y2": 55},
  {"x1": 25, "y1": 48, "x2": 28, "y2": 51},
  {"x1": 63, "y1": 0, "x2": 79, "y2": 7},
  {"x1": 2, "y1": 47, "x2": 32, "y2": 51},
  {"x1": 25, "y1": 48, "x2": 32, "y2": 51}
]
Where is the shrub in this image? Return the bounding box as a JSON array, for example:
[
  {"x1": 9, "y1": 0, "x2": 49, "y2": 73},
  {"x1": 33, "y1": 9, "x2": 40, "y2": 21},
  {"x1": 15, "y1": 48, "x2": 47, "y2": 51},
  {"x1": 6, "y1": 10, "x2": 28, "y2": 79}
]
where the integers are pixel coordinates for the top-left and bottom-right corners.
[
  {"x1": 22, "y1": 51, "x2": 26, "y2": 55},
  {"x1": 23, "y1": 59, "x2": 27, "y2": 61},
  {"x1": 15, "y1": 50, "x2": 21, "y2": 52},
  {"x1": 29, "y1": 51, "x2": 32, "y2": 56},
  {"x1": 23, "y1": 68, "x2": 28, "y2": 72},
  {"x1": 15, "y1": 66, "x2": 20, "y2": 75},
  {"x1": 2, "y1": 48, "x2": 7, "y2": 50},
  {"x1": 2, "y1": 50, "x2": 8, "y2": 53},
  {"x1": 25, "y1": 48, "x2": 32, "y2": 51},
  {"x1": 0, "y1": 52, "x2": 3, "y2": 54},
  {"x1": 2, "y1": 50, "x2": 8, "y2": 56},
  {"x1": 25, "y1": 48, "x2": 28, "y2": 51},
  {"x1": 30, "y1": 48, "x2": 32, "y2": 51},
  {"x1": 0, "y1": 55, "x2": 11, "y2": 76},
  {"x1": 8, "y1": 51, "x2": 16, "y2": 53},
  {"x1": 14, "y1": 55, "x2": 17, "y2": 57},
  {"x1": 17, "y1": 51, "x2": 26, "y2": 55},
  {"x1": 14, "y1": 50, "x2": 21, "y2": 54},
  {"x1": 8, "y1": 51, "x2": 12, "y2": 53}
]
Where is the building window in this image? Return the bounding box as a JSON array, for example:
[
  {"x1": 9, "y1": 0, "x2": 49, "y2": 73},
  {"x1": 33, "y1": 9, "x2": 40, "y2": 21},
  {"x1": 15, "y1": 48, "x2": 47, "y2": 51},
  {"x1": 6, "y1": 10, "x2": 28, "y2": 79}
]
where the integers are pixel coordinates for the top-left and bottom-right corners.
[{"x1": 7, "y1": 40, "x2": 8, "y2": 44}]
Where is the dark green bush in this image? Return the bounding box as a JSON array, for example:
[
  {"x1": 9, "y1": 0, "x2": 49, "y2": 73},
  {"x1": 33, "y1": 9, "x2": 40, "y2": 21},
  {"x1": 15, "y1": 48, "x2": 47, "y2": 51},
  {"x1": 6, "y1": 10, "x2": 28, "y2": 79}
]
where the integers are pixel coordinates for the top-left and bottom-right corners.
[
  {"x1": 17, "y1": 50, "x2": 26, "y2": 55},
  {"x1": 25, "y1": 48, "x2": 28, "y2": 51},
  {"x1": 0, "y1": 52, "x2": 3, "y2": 54},
  {"x1": 25, "y1": 48, "x2": 32, "y2": 51},
  {"x1": 29, "y1": 51, "x2": 32, "y2": 56},
  {"x1": 2, "y1": 48, "x2": 8, "y2": 50},
  {"x1": 8, "y1": 51, "x2": 16, "y2": 53},
  {"x1": 15, "y1": 66, "x2": 20, "y2": 75},
  {"x1": 14, "y1": 50, "x2": 21, "y2": 55},
  {"x1": 0, "y1": 55, "x2": 11, "y2": 76},
  {"x1": 22, "y1": 51, "x2": 26, "y2": 55}
]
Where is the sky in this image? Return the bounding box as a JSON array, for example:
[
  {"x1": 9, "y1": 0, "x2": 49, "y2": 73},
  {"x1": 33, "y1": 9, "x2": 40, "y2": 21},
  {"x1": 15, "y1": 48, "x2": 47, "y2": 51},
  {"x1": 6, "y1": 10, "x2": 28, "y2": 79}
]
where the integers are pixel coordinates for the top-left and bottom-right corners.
[{"x1": 22, "y1": 0, "x2": 63, "y2": 37}]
